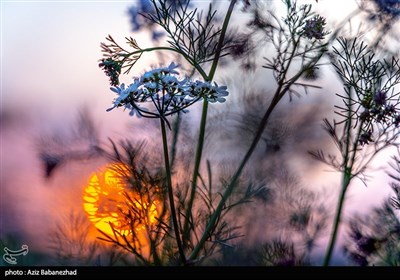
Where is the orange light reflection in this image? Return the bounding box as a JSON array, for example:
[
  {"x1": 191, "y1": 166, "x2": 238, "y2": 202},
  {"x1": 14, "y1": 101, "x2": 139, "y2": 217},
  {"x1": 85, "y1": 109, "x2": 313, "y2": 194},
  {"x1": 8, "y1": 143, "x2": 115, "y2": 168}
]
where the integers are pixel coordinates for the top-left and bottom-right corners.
[{"x1": 83, "y1": 163, "x2": 158, "y2": 242}]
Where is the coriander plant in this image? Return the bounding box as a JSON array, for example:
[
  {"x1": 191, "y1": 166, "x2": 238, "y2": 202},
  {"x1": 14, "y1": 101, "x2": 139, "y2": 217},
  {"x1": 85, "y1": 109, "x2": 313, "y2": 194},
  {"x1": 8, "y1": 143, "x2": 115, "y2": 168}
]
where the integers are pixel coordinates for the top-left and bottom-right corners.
[{"x1": 37, "y1": 0, "x2": 400, "y2": 266}]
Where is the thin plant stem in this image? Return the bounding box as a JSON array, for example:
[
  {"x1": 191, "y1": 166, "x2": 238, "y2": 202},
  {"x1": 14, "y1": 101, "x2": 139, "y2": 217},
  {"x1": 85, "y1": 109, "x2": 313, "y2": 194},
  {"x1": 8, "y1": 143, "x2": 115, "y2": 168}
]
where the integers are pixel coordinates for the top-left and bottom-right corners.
[
  {"x1": 189, "y1": 36, "x2": 298, "y2": 261},
  {"x1": 189, "y1": 38, "x2": 327, "y2": 261},
  {"x1": 125, "y1": 46, "x2": 208, "y2": 78},
  {"x1": 170, "y1": 112, "x2": 182, "y2": 170},
  {"x1": 323, "y1": 102, "x2": 364, "y2": 266},
  {"x1": 182, "y1": 0, "x2": 237, "y2": 246},
  {"x1": 323, "y1": 171, "x2": 350, "y2": 266},
  {"x1": 189, "y1": 89, "x2": 281, "y2": 261},
  {"x1": 322, "y1": 82, "x2": 363, "y2": 266},
  {"x1": 160, "y1": 118, "x2": 186, "y2": 265},
  {"x1": 182, "y1": 100, "x2": 208, "y2": 244},
  {"x1": 207, "y1": 0, "x2": 238, "y2": 81},
  {"x1": 323, "y1": 86, "x2": 354, "y2": 266}
]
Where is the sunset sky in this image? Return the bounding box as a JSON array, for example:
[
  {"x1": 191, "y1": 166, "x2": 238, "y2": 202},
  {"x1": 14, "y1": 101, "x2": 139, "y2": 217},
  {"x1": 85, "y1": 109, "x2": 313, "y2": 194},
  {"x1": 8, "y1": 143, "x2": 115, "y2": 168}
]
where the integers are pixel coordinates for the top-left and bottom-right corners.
[{"x1": 1, "y1": 0, "x2": 399, "y2": 266}]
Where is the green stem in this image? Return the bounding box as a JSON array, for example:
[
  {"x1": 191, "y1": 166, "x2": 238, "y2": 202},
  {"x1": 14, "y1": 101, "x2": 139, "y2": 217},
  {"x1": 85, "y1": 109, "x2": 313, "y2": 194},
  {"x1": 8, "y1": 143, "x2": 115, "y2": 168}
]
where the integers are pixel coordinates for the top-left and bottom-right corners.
[
  {"x1": 323, "y1": 87, "x2": 363, "y2": 266},
  {"x1": 170, "y1": 112, "x2": 182, "y2": 170},
  {"x1": 189, "y1": 32, "x2": 327, "y2": 262},
  {"x1": 182, "y1": 100, "x2": 209, "y2": 244},
  {"x1": 160, "y1": 118, "x2": 186, "y2": 265},
  {"x1": 126, "y1": 46, "x2": 208, "y2": 79},
  {"x1": 189, "y1": 91, "x2": 281, "y2": 261},
  {"x1": 323, "y1": 171, "x2": 351, "y2": 266},
  {"x1": 182, "y1": 0, "x2": 237, "y2": 248},
  {"x1": 324, "y1": 131, "x2": 364, "y2": 266},
  {"x1": 207, "y1": 0, "x2": 237, "y2": 81}
]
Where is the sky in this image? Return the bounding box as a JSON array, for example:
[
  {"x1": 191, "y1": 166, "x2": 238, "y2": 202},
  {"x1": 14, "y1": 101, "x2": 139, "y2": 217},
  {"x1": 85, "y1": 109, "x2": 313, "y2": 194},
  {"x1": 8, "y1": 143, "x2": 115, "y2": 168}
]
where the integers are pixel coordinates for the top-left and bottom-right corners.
[
  {"x1": 2, "y1": 1, "x2": 135, "y2": 121},
  {"x1": 1, "y1": 0, "x2": 399, "y2": 266},
  {"x1": 1, "y1": 0, "x2": 147, "y2": 263}
]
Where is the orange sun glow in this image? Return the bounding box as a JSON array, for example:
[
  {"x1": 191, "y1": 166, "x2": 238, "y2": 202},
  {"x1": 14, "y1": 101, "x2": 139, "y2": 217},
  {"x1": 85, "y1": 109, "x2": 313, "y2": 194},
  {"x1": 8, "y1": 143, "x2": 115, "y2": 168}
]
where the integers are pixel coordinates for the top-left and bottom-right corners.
[{"x1": 83, "y1": 163, "x2": 159, "y2": 239}]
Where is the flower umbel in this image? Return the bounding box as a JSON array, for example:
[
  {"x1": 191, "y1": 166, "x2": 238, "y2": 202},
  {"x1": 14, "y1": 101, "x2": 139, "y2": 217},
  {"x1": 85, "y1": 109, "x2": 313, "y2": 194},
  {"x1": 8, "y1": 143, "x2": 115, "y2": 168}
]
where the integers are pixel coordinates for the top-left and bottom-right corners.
[
  {"x1": 205, "y1": 83, "x2": 229, "y2": 103},
  {"x1": 331, "y1": 38, "x2": 400, "y2": 146},
  {"x1": 359, "y1": 130, "x2": 373, "y2": 146},
  {"x1": 99, "y1": 58, "x2": 121, "y2": 87},
  {"x1": 373, "y1": 90, "x2": 387, "y2": 106},
  {"x1": 303, "y1": 15, "x2": 328, "y2": 40},
  {"x1": 357, "y1": 89, "x2": 400, "y2": 143},
  {"x1": 106, "y1": 62, "x2": 229, "y2": 122}
]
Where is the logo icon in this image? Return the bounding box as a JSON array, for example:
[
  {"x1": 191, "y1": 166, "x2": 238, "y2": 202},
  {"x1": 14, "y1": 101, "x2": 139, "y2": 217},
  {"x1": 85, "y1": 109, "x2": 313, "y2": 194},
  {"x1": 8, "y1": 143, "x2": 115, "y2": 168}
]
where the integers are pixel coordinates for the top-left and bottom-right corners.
[{"x1": 3, "y1": 245, "x2": 29, "y2": 265}]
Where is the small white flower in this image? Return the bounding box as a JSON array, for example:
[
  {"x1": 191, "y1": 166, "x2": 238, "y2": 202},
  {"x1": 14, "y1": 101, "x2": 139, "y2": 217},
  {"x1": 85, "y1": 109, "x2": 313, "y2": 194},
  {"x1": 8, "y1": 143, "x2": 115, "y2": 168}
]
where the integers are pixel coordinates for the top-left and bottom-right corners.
[
  {"x1": 141, "y1": 70, "x2": 155, "y2": 81},
  {"x1": 163, "y1": 93, "x2": 172, "y2": 102},
  {"x1": 207, "y1": 83, "x2": 229, "y2": 103},
  {"x1": 214, "y1": 83, "x2": 229, "y2": 97},
  {"x1": 162, "y1": 75, "x2": 178, "y2": 85},
  {"x1": 107, "y1": 83, "x2": 130, "y2": 111},
  {"x1": 145, "y1": 81, "x2": 158, "y2": 90},
  {"x1": 110, "y1": 83, "x2": 126, "y2": 94},
  {"x1": 106, "y1": 62, "x2": 229, "y2": 118},
  {"x1": 127, "y1": 79, "x2": 141, "y2": 92},
  {"x1": 140, "y1": 63, "x2": 180, "y2": 83},
  {"x1": 164, "y1": 62, "x2": 179, "y2": 75},
  {"x1": 195, "y1": 80, "x2": 212, "y2": 91},
  {"x1": 176, "y1": 78, "x2": 191, "y2": 93}
]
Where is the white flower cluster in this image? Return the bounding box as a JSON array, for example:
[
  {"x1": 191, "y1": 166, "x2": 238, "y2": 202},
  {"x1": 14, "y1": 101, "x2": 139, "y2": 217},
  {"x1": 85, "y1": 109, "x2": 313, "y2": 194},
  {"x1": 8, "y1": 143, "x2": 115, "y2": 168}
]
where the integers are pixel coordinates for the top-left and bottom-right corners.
[{"x1": 107, "y1": 62, "x2": 229, "y2": 118}]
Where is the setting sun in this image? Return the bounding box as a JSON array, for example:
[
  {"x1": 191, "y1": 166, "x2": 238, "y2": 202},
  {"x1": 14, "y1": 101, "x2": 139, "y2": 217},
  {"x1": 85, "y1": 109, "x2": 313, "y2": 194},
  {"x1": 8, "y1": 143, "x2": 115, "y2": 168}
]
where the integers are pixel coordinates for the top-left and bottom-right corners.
[{"x1": 83, "y1": 163, "x2": 159, "y2": 238}]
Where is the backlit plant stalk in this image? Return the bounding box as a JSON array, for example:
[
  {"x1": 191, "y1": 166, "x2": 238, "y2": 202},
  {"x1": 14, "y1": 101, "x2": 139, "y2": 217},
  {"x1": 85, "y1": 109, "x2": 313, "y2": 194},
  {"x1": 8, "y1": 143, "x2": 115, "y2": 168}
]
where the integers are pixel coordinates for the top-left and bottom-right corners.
[
  {"x1": 309, "y1": 37, "x2": 400, "y2": 266},
  {"x1": 100, "y1": 0, "x2": 236, "y2": 258},
  {"x1": 99, "y1": 0, "x2": 330, "y2": 264},
  {"x1": 160, "y1": 117, "x2": 186, "y2": 264},
  {"x1": 182, "y1": 0, "x2": 237, "y2": 249},
  {"x1": 323, "y1": 87, "x2": 363, "y2": 266},
  {"x1": 189, "y1": 0, "x2": 329, "y2": 261},
  {"x1": 102, "y1": 60, "x2": 228, "y2": 264}
]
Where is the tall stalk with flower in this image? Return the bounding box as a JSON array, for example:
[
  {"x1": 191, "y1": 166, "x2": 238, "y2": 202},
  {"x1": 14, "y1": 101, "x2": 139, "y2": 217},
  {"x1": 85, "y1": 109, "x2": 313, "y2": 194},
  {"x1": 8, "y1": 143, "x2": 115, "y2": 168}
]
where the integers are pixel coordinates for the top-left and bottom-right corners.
[
  {"x1": 98, "y1": 0, "x2": 330, "y2": 265},
  {"x1": 188, "y1": 0, "x2": 331, "y2": 262},
  {"x1": 310, "y1": 37, "x2": 400, "y2": 265},
  {"x1": 104, "y1": 62, "x2": 228, "y2": 264},
  {"x1": 99, "y1": 0, "x2": 235, "y2": 265}
]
